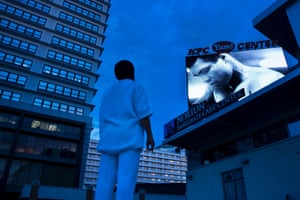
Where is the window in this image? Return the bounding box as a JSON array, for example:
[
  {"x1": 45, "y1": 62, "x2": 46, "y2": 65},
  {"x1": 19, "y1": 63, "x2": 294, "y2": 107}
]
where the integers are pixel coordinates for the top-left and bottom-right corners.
[
  {"x1": 253, "y1": 123, "x2": 288, "y2": 148},
  {"x1": 0, "y1": 2, "x2": 46, "y2": 25},
  {"x1": 59, "y1": 12, "x2": 98, "y2": 33},
  {"x1": 217, "y1": 141, "x2": 238, "y2": 160},
  {"x1": 38, "y1": 80, "x2": 87, "y2": 100},
  {"x1": 222, "y1": 168, "x2": 247, "y2": 200},
  {"x1": 33, "y1": 98, "x2": 84, "y2": 116},
  {"x1": 63, "y1": 1, "x2": 101, "y2": 21},
  {"x1": 51, "y1": 36, "x2": 94, "y2": 57},
  {"x1": 0, "y1": 89, "x2": 21, "y2": 101},
  {"x1": 0, "y1": 51, "x2": 32, "y2": 68},
  {"x1": 77, "y1": 0, "x2": 103, "y2": 12},
  {"x1": 14, "y1": 0, "x2": 51, "y2": 14},
  {"x1": 0, "y1": 131, "x2": 14, "y2": 152},
  {"x1": 0, "y1": 70, "x2": 27, "y2": 85},
  {"x1": 47, "y1": 50, "x2": 92, "y2": 71},
  {"x1": 288, "y1": 120, "x2": 300, "y2": 137}
]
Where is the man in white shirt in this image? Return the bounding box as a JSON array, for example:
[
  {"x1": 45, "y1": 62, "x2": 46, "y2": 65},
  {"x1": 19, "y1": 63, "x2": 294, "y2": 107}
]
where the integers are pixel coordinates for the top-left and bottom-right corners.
[{"x1": 95, "y1": 60, "x2": 155, "y2": 200}]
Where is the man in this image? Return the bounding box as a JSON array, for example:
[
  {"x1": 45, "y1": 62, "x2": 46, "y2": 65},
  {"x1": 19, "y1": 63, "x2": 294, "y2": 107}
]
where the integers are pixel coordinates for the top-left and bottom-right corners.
[{"x1": 95, "y1": 60, "x2": 155, "y2": 200}]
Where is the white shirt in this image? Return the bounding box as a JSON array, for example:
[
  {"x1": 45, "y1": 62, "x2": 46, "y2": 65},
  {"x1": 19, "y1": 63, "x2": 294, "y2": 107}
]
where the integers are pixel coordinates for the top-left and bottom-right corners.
[{"x1": 97, "y1": 79, "x2": 152, "y2": 153}]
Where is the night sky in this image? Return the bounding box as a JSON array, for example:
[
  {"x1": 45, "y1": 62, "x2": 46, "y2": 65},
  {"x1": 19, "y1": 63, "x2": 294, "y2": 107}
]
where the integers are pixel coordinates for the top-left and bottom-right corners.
[{"x1": 90, "y1": 0, "x2": 294, "y2": 146}]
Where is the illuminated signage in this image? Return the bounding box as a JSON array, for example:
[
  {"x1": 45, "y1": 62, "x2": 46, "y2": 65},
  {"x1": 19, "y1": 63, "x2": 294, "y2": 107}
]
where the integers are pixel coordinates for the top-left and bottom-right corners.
[
  {"x1": 188, "y1": 39, "x2": 279, "y2": 56},
  {"x1": 164, "y1": 89, "x2": 245, "y2": 138},
  {"x1": 164, "y1": 39, "x2": 288, "y2": 139}
]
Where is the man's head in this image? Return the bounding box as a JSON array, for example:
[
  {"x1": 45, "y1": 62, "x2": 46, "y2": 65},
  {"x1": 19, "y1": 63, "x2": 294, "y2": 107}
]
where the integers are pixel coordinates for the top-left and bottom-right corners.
[{"x1": 114, "y1": 60, "x2": 135, "y2": 80}]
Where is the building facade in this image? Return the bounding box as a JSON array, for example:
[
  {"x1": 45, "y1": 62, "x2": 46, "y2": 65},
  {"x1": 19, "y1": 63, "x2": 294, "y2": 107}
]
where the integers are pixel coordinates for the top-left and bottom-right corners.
[
  {"x1": 0, "y1": 0, "x2": 110, "y2": 198},
  {"x1": 83, "y1": 139, "x2": 187, "y2": 190},
  {"x1": 164, "y1": 1, "x2": 300, "y2": 199}
]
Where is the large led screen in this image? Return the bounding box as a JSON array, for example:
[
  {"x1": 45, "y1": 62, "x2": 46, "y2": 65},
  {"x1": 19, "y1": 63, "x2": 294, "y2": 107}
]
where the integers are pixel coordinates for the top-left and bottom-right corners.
[{"x1": 186, "y1": 47, "x2": 288, "y2": 107}]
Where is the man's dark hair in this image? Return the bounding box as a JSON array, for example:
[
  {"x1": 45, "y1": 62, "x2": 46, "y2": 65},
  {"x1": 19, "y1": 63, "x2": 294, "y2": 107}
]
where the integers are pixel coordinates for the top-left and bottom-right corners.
[{"x1": 114, "y1": 60, "x2": 135, "y2": 80}]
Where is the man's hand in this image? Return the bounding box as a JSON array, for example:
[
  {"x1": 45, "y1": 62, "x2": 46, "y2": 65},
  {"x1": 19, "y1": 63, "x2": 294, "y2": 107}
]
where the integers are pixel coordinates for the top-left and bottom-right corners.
[{"x1": 146, "y1": 136, "x2": 155, "y2": 151}]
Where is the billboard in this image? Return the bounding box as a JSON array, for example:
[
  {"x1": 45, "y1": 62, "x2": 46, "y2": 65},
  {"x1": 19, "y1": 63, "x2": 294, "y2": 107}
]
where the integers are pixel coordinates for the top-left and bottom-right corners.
[
  {"x1": 187, "y1": 47, "x2": 288, "y2": 107},
  {"x1": 164, "y1": 40, "x2": 288, "y2": 139}
]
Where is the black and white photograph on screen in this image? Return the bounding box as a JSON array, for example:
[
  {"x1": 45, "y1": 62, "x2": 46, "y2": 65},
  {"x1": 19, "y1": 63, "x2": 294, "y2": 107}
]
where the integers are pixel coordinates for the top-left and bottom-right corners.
[{"x1": 186, "y1": 47, "x2": 288, "y2": 107}]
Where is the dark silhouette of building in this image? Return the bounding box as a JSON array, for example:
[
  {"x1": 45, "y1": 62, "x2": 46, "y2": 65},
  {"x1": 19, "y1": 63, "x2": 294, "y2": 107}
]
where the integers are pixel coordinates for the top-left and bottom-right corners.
[
  {"x1": 164, "y1": 0, "x2": 300, "y2": 199},
  {"x1": 0, "y1": 0, "x2": 110, "y2": 199}
]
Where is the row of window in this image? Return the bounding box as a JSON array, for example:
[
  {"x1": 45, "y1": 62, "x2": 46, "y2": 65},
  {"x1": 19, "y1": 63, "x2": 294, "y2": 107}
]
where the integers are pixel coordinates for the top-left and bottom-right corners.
[
  {"x1": 78, "y1": 0, "x2": 103, "y2": 12},
  {"x1": 13, "y1": 0, "x2": 51, "y2": 14},
  {"x1": 0, "y1": 113, "x2": 81, "y2": 136},
  {"x1": 0, "y1": 158, "x2": 76, "y2": 187},
  {"x1": 63, "y1": 1, "x2": 101, "y2": 21},
  {"x1": 0, "y1": 113, "x2": 19, "y2": 127},
  {"x1": 25, "y1": 117, "x2": 81, "y2": 136},
  {"x1": 38, "y1": 80, "x2": 87, "y2": 100},
  {"x1": 0, "y1": 89, "x2": 84, "y2": 116},
  {"x1": 16, "y1": 134, "x2": 77, "y2": 158},
  {"x1": 0, "y1": 2, "x2": 47, "y2": 26},
  {"x1": 0, "y1": 18, "x2": 42, "y2": 39},
  {"x1": 0, "y1": 89, "x2": 21, "y2": 102},
  {"x1": 55, "y1": 23, "x2": 97, "y2": 44},
  {"x1": 0, "y1": 34, "x2": 37, "y2": 54},
  {"x1": 0, "y1": 51, "x2": 33, "y2": 69},
  {"x1": 59, "y1": 12, "x2": 98, "y2": 33},
  {"x1": 43, "y1": 64, "x2": 89, "y2": 85},
  {"x1": 0, "y1": 70, "x2": 27, "y2": 85},
  {"x1": 47, "y1": 50, "x2": 92, "y2": 70},
  {"x1": 199, "y1": 123, "x2": 289, "y2": 166},
  {"x1": 51, "y1": 36, "x2": 94, "y2": 57},
  {"x1": 33, "y1": 97, "x2": 84, "y2": 116},
  {"x1": 0, "y1": 131, "x2": 77, "y2": 159}
]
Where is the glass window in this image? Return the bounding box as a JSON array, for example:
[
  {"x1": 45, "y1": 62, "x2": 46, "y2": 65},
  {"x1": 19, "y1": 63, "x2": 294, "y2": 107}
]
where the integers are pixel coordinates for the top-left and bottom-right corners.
[
  {"x1": 68, "y1": 106, "x2": 75, "y2": 114},
  {"x1": 51, "y1": 102, "x2": 59, "y2": 110},
  {"x1": 0, "y1": 70, "x2": 8, "y2": 80},
  {"x1": 60, "y1": 70, "x2": 67, "y2": 78},
  {"x1": 17, "y1": 25, "x2": 25, "y2": 33},
  {"x1": 288, "y1": 120, "x2": 300, "y2": 137},
  {"x1": 222, "y1": 168, "x2": 247, "y2": 200},
  {"x1": 67, "y1": 72, "x2": 74, "y2": 80},
  {"x1": 43, "y1": 65, "x2": 51, "y2": 74},
  {"x1": 38, "y1": 81, "x2": 47, "y2": 90},
  {"x1": 60, "y1": 104, "x2": 67, "y2": 112},
  {"x1": 7, "y1": 160, "x2": 44, "y2": 186},
  {"x1": 11, "y1": 40, "x2": 21, "y2": 47},
  {"x1": 217, "y1": 141, "x2": 238, "y2": 160},
  {"x1": 63, "y1": 55, "x2": 70, "y2": 63},
  {"x1": 56, "y1": 85, "x2": 63, "y2": 94},
  {"x1": 43, "y1": 100, "x2": 51, "y2": 108},
  {"x1": 47, "y1": 83, "x2": 55, "y2": 92},
  {"x1": 52, "y1": 36, "x2": 59, "y2": 44},
  {"x1": 2, "y1": 91, "x2": 11, "y2": 99},
  {"x1": 82, "y1": 77, "x2": 89, "y2": 84},
  {"x1": 56, "y1": 53, "x2": 63, "y2": 61},
  {"x1": 52, "y1": 68, "x2": 59, "y2": 76},
  {"x1": 3, "y1": 36, "x2": 12, "y2": 45},
  {"x1": 17, "y1": 76, "x2": 27, "y2": 85},
  {"x1": 71, "y1": 90, "x2": 78, "y2": 98},
  {"x1": 253, "y1": 123, "x2": 288, "y2": 148},
  {"x1": 15, "y1": 9, "x2": 23, "y2": 17},
  {"x1": 79, "y1": 91, "x2": 86, "y2": 100},
  {"x1": 8, "y1": 73, "x2": 17, "y2": 82},
  {"x1": 63, "y1": 88, "x2": 71, "y2": 96},
  {"x1": 33, "y1": 98, "x2": 42, "y2": 106},
  {"x1": 0, "y1": 131, "x2": 14, "y2": 152},
  {"x1": 23, "y1": 59, "x2": 32, "y2": 68}
]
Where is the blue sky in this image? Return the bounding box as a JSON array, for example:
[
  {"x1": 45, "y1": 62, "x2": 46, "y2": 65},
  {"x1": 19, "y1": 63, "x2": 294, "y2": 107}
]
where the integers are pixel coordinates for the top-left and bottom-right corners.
[{"x1": 90, "y1": 0, "x2": 285, "y2": 146}]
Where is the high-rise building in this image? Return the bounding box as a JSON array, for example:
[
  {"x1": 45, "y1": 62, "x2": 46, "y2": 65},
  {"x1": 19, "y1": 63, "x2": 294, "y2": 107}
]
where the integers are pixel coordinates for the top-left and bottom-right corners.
[
  {"x1": 83, "y1": 139, "x2": 187, "y2": 190},
  {"x1": 0, "y1": 0, "x2": 110, "y2": 198}
]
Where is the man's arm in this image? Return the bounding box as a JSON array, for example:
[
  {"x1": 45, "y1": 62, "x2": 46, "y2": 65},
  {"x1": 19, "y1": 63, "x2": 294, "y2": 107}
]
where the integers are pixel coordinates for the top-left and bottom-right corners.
[{"x1": 140, "y1": 117, "x2": 155, "y2": 151}]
